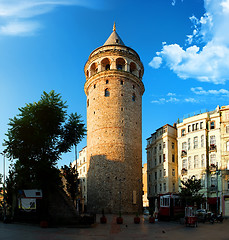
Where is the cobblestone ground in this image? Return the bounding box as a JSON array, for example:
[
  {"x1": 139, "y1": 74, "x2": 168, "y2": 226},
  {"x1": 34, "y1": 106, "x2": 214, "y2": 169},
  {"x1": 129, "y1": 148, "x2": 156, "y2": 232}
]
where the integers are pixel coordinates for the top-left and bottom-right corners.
[{"x1": 0, "y1": 215, "x2": 228, "y2": 240}]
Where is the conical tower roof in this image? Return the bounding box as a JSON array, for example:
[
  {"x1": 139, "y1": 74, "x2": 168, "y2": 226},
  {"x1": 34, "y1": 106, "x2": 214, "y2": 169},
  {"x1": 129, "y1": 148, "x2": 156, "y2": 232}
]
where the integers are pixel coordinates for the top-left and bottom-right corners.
[{"x1": 103, "y1": 23, "x2": 125, "y2": 46}]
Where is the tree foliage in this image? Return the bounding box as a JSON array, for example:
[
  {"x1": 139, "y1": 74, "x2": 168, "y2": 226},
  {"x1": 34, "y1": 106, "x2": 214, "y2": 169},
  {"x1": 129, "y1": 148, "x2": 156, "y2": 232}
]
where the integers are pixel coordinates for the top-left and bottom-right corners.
[
  {"x1": 179, "y1": 176, "x2": 203, "y2": 206},
  {"x1": 61, "y1": 164, "x2": 79, "y2": 204},
  {"x1": 4, "y1": 90, "x2": 86, "y2": 192}
]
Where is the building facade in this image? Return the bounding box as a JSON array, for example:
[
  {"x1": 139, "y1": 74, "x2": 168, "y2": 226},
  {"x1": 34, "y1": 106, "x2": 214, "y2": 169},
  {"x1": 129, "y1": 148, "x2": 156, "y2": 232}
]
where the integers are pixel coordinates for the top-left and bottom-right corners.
[
  {"x1": 219, "y1": 106, "x2": 229, "y2": 216},
  {"x1": 146, "y1": 124, "x2": 178, "y2": 208},
  {"x1": 84, "y1": 24, "x2": 145, "y2": 213},
  {"x1": 72, "y1": 146, "x2": 88, "y2": 212},
  {"x1": 177, "y1": 106, "x2": 229, "y2": 215},
  {"x1": 142, "y1": 163, "x2": 149, "y2": 208}
]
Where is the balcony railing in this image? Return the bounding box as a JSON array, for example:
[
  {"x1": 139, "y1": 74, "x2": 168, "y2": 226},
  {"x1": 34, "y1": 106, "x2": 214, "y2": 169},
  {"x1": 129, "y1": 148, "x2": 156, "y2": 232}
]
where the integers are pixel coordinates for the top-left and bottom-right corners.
[
  {"x1": 210, "y1": 144, "x2": 217, "y2": 151},
  {"x1": 210, "y1": 185, "x2": 217, "y2": 192},
  {"x1": 181, "y1": 168, "x2": 188, "y2": 175},
  {"x1": 209, "y1": 164, "x2": 217, "y2": 172},
  {"x1": 181, "y1": 150, "x2": 187, "y2": 157}
]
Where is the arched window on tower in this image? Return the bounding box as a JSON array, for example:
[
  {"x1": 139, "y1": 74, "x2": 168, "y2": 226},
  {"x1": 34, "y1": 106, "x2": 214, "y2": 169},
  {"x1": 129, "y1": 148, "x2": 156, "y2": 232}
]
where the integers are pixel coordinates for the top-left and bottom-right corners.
[
  {"x1": 116, "y1": 58, "x2": 125, "y2": 70},
  {"x1": 90, "y1": 62, "x2": 98, "y2": 76},
  {"x1": 105, "y1": 88, "x2": 110, "y2": 97},
  {"x1": 130, "y1": 62, "x2": 138, "y2": 76},
  {"x1": 101, "y1": 58, "x2": 111, "y2": 71},
  {"x1": 132, "y1": 93, "x2": 136, "y2": 102}
]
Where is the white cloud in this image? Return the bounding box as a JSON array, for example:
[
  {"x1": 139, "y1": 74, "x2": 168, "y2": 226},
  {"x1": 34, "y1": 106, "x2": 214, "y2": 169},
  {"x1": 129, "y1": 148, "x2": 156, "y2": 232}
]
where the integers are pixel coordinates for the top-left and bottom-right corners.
[
  {"x1": 0, "y1": 21, "x2": 41, "y2": 36},
  {"x1": 0, "y1": 0, "x2": 93, "y2": 36},
  {"x1": 171, "y1": 0, "x2": 176, "y2": 6},
  {"x1": 151, "y1": 96, "x2": 180, "y2": 104},
  {"x1": 167, "y1": 92, "x2": 176, "y2": 96},
  {"x1": 191, "y1": 86, "x2": 229, "y2": 95},
  {"x1": 149, "y1": 0, "x2": 229, "y2": 84},
  {"x1": 185, "y1": 98, "x2": 199, "y2": 103}
]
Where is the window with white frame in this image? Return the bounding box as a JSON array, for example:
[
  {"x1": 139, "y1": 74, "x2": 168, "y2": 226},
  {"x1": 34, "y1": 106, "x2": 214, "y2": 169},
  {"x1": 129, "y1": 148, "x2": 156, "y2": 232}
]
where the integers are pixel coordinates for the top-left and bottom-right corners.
[
  {"x1": 226, "y1": 112, "x2": 229, "y2": 120},
  {"x1": 194, "y1": 136, "x2": 198, "y2": 149},
  {"x1": 182, "y1": 142, "x2": 187, "y2": 151},
  {"x1": 188, "y1": 138, "x2": 191, "y2": 150},
  {"x1": 210, "y1": 154, "x2": 216, "y2": 165},
  {"x1": 201, "y1": 135, "x2": 204, "y2": 147},
  {"x1": 210, "y1": 135, "x2": 216, "y2": 145},
  {"x1": 182, "y1": 159, "x2": 187, "y2": 169},
  {"x1": 188, "y1": 156, "x2": 192, "y2": 169},
  {"x1": 196, "y1": 123, "x2": 199, "y2": 130},
  {"x1": 226, "y1": 125, "x2": 229, "y2": 133},
  {"x1": 227, "y1": 141, "x2": 229, "y2": 152},
  {"x1": 211, "y1": 175, "x2": 216, "y2": 187},
  {"x1": 194, "y1": 155, "x2": 199, "y2": 168},
  {"x1": 159, "y1": 169, "x2": 162, "y2": 178},
  {"x1": 201, "y1": 154, "x2": 205, "y2": 167},
  {"x1": 163, "y1": 183, "x2": 166, "y2": 192},
  {"x1": 200, "y1": 122, "x2": 203, "y2": 129},
  {"x1": 160, "y1": 184, "x2": 162, "y2": 192}
]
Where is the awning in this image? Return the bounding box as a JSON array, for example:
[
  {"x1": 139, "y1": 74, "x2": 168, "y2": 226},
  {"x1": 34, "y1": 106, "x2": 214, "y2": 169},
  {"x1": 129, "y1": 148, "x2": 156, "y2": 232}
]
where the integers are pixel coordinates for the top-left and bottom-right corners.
[{"x1": 207, "y1": 197, "x2": 219, "y2": 205}]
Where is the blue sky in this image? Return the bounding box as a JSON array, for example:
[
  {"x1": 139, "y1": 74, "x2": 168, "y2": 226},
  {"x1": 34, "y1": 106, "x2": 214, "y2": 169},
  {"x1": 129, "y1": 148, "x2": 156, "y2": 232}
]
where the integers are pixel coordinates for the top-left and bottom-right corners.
[{"x1": 1, "y1": 0, "x2": 229, "y2": 175}]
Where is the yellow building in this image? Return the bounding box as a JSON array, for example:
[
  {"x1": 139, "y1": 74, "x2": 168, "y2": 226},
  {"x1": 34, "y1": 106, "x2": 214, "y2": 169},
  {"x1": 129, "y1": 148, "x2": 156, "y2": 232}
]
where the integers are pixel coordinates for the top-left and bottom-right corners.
[
  {"x1": 146, "y1": 124, "x2": 178, "y2": 208},
  {"x1": 142, "y1": 163, "x2": 149, "y2": 208}
]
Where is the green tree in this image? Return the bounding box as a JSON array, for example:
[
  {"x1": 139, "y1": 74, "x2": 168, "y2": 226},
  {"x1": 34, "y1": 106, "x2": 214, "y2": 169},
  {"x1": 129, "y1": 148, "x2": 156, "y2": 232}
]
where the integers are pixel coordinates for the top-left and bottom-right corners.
[
  {"x1": 179, "y1": 176, "x2": 203, "y2": 207},
  {"x1": 61, "y1": 164, "x2": 79, "y2": 205},
  {"x1": 4, "y1": 90, "x2": 86, "y2": 194}
]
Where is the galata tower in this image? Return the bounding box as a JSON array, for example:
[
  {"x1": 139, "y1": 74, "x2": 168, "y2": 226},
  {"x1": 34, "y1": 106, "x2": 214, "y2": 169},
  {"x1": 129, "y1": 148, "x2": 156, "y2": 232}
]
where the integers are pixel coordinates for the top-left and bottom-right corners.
[{"x1": 84, "y1": 23, "x2": 144, "y2": 214}]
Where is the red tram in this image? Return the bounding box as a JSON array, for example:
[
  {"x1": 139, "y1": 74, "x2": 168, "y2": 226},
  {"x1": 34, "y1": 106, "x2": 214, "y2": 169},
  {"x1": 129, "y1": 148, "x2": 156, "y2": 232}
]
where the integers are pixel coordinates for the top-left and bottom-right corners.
[{"x1": 158, "y1": 193, "x2": 184, "y2": 220}]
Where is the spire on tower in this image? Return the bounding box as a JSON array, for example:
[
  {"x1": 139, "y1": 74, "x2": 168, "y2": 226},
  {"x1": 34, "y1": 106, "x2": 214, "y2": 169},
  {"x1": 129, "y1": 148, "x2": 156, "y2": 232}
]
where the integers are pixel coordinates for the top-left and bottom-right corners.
[
  {"x1": 113, "y1": 22, "x2": 116, "y2": 32},
  {"x1": 103, "y1": 22, "x2": 125, "y2": 46}
]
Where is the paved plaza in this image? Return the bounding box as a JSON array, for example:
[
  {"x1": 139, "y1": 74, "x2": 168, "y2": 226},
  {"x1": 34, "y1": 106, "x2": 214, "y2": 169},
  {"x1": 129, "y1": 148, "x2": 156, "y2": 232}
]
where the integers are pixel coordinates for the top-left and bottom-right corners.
[{"x1": 0, "y1": 215, "x2": 228, "y2": 240}]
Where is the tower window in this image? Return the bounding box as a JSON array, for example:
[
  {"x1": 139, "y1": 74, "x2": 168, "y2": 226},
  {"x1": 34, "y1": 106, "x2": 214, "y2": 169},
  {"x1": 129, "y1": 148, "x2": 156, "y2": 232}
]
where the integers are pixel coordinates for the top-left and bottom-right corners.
[
  {"x1": 105, "y1": 64, "x2": 110, "y2": 70},
  {"x1": 132, "y1": 93, "x2": 136, "y2": 102},
  {"x1": 120, "y1": 80, "x2": 124, "y2": 85},
  {"x1": 116, "y1": 39, "x2": 119, "y2": 43},
  {"x1": 94, "y1": 84, "x2": 96, "y2": 88},
  {"x1": 133, "y1": 85, "x2": 135, "y2": 89},
  {"x1": 106, "y1": 80, "x2": 109, "y2": 84},
  {"x1": 117, "y1": 64, "x2": 122, "y2": 70},
  {"x1": 105, "y1": 88, "x2": 110, "y2": 97}
]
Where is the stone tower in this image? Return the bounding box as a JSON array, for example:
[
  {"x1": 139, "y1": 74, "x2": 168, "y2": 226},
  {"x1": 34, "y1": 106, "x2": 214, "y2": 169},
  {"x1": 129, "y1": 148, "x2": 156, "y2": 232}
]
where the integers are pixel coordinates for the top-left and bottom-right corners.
[{"x1": 84, "y1": 24, "x2": 144, "y2": 213}]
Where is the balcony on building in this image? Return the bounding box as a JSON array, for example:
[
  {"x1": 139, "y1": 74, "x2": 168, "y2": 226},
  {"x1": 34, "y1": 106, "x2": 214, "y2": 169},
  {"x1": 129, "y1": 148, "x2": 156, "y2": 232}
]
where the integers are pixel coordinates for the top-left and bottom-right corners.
[
  {"x1": 209, "y1": 164, "x2": 217, "y2": 172},
  {"x1": 181, "y1": 150, "x2": 187, "y2": 157},
  {"x1": 181, "y1": 168, "x2": 188, "y2": 175},
  {"x1": 209, "y1": 144, "x2": 217, "y2": 152},
  {"x1": 210, "y1": 185, "x2": 217, "y2": 192}
]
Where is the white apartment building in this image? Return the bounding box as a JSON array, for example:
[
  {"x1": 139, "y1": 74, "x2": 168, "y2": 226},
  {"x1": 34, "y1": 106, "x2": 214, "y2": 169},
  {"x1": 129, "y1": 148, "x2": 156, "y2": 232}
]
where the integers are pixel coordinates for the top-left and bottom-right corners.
[
  {"x1": 146, "y1": 124, "x2": 178, "y2": 209},
  {"x1": 219, "y1": 106, "x2": 229, "y2": 216},
  {"x1": 177, "y1": 106, "x2": 229, "y2": 215},
  {"x1": 72, "y1": 146, "x2": 88, "y2": 211}
]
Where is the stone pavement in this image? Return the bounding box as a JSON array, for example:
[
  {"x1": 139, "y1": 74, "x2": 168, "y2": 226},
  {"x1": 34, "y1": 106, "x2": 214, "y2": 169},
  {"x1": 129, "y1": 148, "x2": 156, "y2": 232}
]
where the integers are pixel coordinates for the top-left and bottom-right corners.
[{"x1": 0, "y1": 214, "x2": 229, "y2": 240}]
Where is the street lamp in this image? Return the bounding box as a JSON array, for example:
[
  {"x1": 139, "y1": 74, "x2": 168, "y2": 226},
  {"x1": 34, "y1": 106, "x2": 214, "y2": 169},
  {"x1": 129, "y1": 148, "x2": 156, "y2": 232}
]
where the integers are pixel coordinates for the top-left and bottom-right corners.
[{"x1": 0, "y1": 151, "x2": 6, "y2": 222}]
